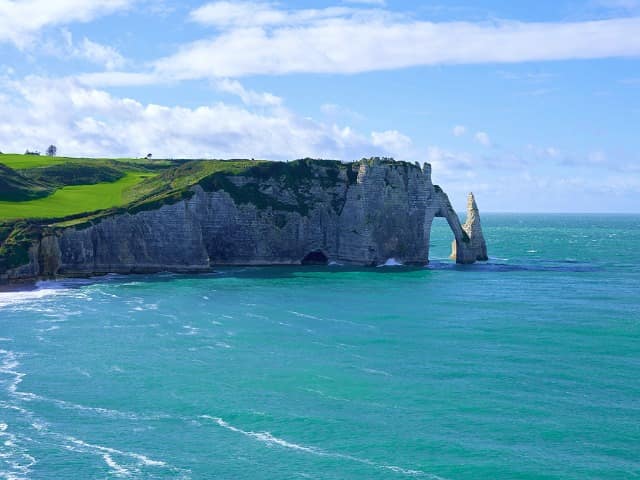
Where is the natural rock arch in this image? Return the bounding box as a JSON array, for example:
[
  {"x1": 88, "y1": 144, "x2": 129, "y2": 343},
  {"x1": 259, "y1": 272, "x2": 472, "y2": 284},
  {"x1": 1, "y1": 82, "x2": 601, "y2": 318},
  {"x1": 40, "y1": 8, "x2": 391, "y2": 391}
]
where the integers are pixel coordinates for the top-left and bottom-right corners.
[{"x1": 427, "y1": 191, "x2": 488, "y2": 264}]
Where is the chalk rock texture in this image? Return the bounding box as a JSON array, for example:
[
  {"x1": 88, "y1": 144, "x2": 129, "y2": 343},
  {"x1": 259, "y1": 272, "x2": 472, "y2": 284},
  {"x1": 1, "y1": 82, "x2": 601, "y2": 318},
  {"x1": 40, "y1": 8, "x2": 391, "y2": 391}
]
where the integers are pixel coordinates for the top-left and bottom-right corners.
[
  {"x1": 450, "y1": 192, "x2": 489, "y2": 263},
  {"x1": 2, "y1": 158, "x2": 488, "y2": 280}
]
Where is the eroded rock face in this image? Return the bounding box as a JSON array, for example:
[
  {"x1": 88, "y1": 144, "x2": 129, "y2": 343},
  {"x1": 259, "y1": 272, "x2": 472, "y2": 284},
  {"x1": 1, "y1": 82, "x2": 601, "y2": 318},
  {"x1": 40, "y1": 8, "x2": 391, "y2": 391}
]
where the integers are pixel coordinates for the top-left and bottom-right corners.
[
  {"x1": 449, "y1": 192, "x2": 489, "y2": 263},
  {"x1": 3, "y1": 159, "x2": 488, "y2": 280}
]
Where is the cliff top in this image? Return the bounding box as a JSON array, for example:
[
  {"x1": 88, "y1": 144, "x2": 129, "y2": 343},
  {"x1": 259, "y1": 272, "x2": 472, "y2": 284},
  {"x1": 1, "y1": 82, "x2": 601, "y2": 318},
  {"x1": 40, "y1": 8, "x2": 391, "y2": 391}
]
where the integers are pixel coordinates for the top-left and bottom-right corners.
[
  {"x1": 0, "y1": 154, "x2": 429, "y2": 272},
  {"x1": 0, "y1": 154, "x2": 423, "y2": 224}
]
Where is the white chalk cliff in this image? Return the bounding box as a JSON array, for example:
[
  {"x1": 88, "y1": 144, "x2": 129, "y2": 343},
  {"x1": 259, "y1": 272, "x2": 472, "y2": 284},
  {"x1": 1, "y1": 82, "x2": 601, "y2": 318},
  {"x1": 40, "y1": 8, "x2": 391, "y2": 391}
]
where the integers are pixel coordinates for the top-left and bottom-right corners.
[{"x1": 2, "y1": 158, "x2": 488, "y2": 281}]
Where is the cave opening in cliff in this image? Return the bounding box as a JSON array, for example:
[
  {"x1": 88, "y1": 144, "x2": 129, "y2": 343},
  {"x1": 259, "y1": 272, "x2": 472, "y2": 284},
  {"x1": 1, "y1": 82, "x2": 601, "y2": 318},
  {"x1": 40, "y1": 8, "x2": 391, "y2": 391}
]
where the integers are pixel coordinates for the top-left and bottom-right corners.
[{"x1": 301, "y1": 250, "x2": 329, "y2": 265}]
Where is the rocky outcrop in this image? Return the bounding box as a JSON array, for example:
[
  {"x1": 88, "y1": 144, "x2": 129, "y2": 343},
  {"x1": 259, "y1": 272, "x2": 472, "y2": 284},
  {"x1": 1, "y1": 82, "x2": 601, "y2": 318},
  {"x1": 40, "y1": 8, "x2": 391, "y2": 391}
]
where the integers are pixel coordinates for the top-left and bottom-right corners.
[
  {"x1": 450, "y1": 192, "x2": 489, "y2": 263},
  {"x1": 1, "y1": 158, "x2": 488, "y2": 281}
]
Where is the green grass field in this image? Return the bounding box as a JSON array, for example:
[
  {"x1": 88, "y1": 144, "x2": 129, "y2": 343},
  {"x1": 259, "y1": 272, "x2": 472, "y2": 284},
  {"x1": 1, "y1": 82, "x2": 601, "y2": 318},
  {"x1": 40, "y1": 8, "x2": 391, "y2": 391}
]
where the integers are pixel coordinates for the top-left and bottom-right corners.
[
  {"x1": 0, "y1": 153, "x2": 175, "y2": 170},
  {"x1": 0, "y1": 154, "x2": 265, "y2": 223},
  {"x1": 0, "y1": 172, "x2": 152, "y2": 221},
  {"x1": 0, "y1": 153, "x2": 68, "y2": 169}
]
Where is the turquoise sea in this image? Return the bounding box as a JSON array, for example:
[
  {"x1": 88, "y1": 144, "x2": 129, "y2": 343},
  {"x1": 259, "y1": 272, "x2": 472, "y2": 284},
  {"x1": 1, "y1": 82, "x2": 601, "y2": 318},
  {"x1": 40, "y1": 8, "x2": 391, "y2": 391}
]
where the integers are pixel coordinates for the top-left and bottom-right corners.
[{"x1": 0, "y1": 214, "x2": 639, "y2": 479}]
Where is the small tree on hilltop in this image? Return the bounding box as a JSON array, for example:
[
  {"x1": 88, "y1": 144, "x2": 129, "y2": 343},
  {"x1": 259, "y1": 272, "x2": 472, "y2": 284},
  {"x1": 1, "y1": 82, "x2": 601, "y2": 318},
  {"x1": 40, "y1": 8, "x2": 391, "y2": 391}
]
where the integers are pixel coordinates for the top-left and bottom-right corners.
[{"x1": 46, "y1": 145, "x2": 57, "y2": 157}]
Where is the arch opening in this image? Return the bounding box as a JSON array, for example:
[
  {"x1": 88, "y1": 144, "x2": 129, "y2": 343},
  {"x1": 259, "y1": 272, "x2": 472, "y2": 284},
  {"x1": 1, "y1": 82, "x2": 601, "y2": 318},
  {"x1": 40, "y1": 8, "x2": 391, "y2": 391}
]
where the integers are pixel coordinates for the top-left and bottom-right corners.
[
  {"x1": 427, "y1": 191, "x2": 487, "y2": 265},
  {"x1": 301, "y1": 250, "x2": 328, "y2": 265},
  {"x1": 427, "y1": 217, "x2": 456, "y2": 262}
]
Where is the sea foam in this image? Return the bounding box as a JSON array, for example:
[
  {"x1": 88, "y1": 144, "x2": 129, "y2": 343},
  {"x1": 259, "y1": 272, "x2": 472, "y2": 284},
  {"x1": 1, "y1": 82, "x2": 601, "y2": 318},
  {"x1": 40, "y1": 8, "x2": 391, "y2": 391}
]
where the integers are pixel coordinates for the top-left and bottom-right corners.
[
  {"x1": 201, "y1": 415, "x2": 445, "y2": 478},
  {"x1": 0, "y1": 288, "x2": 64, "y2": 309},
  {"x1": 378, "y1": 258, "x2": 404, "y2": 267}
]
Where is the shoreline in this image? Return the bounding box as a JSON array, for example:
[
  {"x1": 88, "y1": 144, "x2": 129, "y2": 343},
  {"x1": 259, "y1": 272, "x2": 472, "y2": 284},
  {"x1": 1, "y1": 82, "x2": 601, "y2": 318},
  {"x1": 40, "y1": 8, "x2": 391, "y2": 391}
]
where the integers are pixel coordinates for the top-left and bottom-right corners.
[{"x1": 0, "y1": 262, "x2": 441, "y2": 293}]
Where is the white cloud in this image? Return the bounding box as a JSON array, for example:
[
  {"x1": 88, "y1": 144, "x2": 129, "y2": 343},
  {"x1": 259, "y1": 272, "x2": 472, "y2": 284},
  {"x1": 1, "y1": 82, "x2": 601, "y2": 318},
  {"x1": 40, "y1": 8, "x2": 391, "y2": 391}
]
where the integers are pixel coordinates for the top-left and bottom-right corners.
[
  {"x1": 57, "y1": 29, "x2": 125, "y2": 70},
  {"x1": 452, "y1": 125, "x2": 467, "y2": 136},
  {"x1": 474, "y1": 131, "x2": 491, "y2": 147},
  {"x1": 371, "y1": 130, "x2": 413, "y2": 158},
  {"x1": 190, "y1": 1, "x2": 283, "y2": 27},
  {"x1": 320, "y1": 103, "x2": 364, "y2": 122},
  {"x1": 76, "y1": 71, "x2": 159, "y2": 87},
  {"x1": 152, "y1": 3, "x2": 640, "y2": 79},
  {"x1": 0, "y1": 76, "x2": 412, "y2": 160},
  {"x1": 77, "y1": 37, "x2": 125, "y2": 70},
  {"x1": 496, "y1": 70, "x2": 554, "y2": 82},
  {"x1": 0, "y1": 0, "x2": 134, "y2": 47},
  {"x1": 214, "y1": 78, "x2": 282, "y2": 107},
  {"x1": 189, "y1": 2, "x2": 355, "y2": 28},
  {"x1": 426, "y1": 146, "x2": 476, "y2": 170}
]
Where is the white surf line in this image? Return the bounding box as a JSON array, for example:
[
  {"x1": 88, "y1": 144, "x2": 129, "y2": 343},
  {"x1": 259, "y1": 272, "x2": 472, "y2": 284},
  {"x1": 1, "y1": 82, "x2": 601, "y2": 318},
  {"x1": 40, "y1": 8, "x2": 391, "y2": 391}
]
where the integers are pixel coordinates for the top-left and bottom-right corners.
[
  {"x1": 0, "y1": 422, "x2": 37, "y2": 480},
  {"x1": 64, "y1": 436, "x2": 167, "y2": 467},
  {"x1": 6, "y1": 396, "x2": 182, "y2": 479},
  {"x1": 1, "y1": 348, "x2": 160, "y2": 421},
  {"x1": 32, "y1": 394, "x2": 167, "y2": 421},
  {"x1": 201, "y1": 415, "x2": 448, "y2": 479},
  {"x1": 0, "y1": 288, "x2": 64, "y2": 309},
  {"x1": 0, "y1": 350, "x2": 174, "y2": 478},
  {"x1": 287, "y1": 310, "x2": 375, "y2": 330},
  {"x1": 359, "y1": 367, "x2": 392, "y2": 377},
  {"x1": 0, "y1": 350, "x2": 30, "y2": 401},
  {"x1": 65, "y1": 433, "x2": 193, "y2": 479},
  {"x1": 101, "y1": 454, "x2": 132, "y2": 478},
  {"x1": 61, "y1": 435, "x2": 186, "y2": 479}
]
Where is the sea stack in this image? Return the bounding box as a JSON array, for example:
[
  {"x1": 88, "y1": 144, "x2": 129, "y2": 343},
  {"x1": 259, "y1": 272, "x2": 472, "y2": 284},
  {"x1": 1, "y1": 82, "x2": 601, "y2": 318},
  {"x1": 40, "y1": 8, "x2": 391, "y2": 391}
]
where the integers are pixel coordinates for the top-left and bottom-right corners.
[{"x1": 450, "y1": 192, "x2": 489, "y2": 263}]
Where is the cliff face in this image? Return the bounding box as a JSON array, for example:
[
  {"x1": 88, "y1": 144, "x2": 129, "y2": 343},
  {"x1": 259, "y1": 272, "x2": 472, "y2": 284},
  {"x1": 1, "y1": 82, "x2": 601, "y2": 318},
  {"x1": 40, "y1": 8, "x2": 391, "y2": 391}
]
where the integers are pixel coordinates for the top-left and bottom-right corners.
[{"x1": 1, "y1": 159, "x2": 487, "y2": 281}]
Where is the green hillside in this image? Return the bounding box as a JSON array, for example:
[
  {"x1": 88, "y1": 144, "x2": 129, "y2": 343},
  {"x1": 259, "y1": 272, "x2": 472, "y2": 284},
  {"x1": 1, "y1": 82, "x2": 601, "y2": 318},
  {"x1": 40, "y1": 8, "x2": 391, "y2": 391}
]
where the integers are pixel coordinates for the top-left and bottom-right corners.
[
  {"x1": 0, "y1": 172, "x2": 151, "y2": 221},
  {"x1": 0, "y1": 153, "x2": 172, "y2": 221},
  {"x1": 0, "y1": 164, "x2": 53, "y2": 201}
]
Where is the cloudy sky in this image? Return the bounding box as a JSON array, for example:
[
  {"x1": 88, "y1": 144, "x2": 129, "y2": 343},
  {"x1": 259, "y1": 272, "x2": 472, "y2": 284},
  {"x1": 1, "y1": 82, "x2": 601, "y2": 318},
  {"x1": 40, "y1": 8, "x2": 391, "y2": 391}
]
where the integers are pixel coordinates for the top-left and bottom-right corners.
[{"x1": 1, "y1": 0, "x2": 639, "y2": 212}]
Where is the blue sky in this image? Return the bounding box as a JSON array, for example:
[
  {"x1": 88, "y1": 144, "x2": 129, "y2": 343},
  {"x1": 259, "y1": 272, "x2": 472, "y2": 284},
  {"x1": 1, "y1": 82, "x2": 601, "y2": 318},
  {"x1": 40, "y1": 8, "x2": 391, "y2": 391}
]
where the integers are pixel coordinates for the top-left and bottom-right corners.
[{"x1": 0, "y1": 0, "x2": 639, "y2": 212}]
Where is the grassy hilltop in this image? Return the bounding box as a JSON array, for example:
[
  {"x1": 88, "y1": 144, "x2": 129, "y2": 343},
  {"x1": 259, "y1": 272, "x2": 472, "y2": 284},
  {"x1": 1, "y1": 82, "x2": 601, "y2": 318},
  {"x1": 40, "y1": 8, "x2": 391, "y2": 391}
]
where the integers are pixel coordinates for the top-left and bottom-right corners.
[
  {"x1": 0, "y1": 154, "x2": 172, "y2": 220},
  {"x1": 0, "y1": 153, "x2": 261, "y2": 222}
]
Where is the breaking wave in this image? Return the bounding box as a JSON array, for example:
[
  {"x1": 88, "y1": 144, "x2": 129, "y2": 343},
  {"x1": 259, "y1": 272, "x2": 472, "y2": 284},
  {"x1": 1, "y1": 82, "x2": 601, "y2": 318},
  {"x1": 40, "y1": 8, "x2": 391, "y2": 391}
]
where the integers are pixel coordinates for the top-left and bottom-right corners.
[{"x1": 201, "y1": 415, "x2": 446, "y2": 479}]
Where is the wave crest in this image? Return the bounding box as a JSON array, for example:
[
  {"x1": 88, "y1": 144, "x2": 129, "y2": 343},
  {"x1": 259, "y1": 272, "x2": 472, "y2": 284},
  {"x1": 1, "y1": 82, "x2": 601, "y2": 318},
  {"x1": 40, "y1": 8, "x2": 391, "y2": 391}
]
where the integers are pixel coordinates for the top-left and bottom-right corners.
[{"x1": 201, "y1": 415, "x2": 445, "y2": 478}]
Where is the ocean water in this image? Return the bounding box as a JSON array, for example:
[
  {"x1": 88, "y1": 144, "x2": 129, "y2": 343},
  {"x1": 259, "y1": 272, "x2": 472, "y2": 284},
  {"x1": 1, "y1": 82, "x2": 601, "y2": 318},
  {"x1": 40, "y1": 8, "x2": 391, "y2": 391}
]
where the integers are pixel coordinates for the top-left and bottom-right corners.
[{"x1": 0, "y1": 214, "x2": 639, "y2": 480}]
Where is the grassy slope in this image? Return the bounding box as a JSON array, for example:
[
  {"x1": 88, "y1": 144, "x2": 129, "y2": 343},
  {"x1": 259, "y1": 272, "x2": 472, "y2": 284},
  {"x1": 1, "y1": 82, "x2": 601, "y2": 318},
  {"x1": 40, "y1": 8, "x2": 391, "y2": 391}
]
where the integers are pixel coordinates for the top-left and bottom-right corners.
[
  {"x1": 0, "y1": 172, "x2": 152, "y2": 220},
  {"x1": 0, "y1": 164, "x2": 53, "y2": 201},
  {"x1": 123, "y1": 159, "x2": 262, "y2": 203},
  {"x1": 0, "y1": 153, "x2": 67, "y2": 169},
  {"x1": 0, "y1": 153, "x2": 181, "y2": 221}
]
